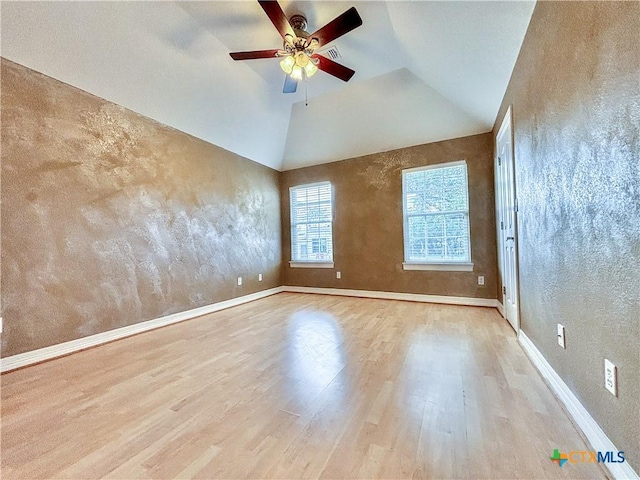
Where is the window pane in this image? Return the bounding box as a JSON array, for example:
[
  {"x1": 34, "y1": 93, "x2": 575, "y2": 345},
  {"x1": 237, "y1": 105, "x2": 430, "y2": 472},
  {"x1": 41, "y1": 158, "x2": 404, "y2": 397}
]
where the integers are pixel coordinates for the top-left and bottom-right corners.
[
  {"x1": 445, "y1": 236, "x2": 468, "y2": 261},
  {"x1": 405, "y1": 170, "x2": 424, "y2": 193},
  {"x1": 426, "y1": 237, "x2": 444, "y2": 258},
  {"x1": 403, "y1": 163, "x2": 470, "y2": 263},
  {"x1": 405, "y1": 193, "x2": 421, "y2": 214},
  {"x1": 290, "y1": 183, "x2": 333, "y2": 262},
  {"x1": 404, "y1": 164, "x2": 468, "y2": 214},
  {"x1": 426, "y1": 215, "x2": 444, "y2": 237},
  {"x1": 410, "y1": 239, "x2": 425, "y2": 259},
  {"x1": 408, "y1": 215, "x2": 426, "y2": 237},
  {"x1": 294, "y1": 224, "x2": 307, "y2": 241},
  {"x1": 407, "y1": 216, "x2": 426, "y2": 260},
  {"x1": 445, "y1": 213, "x2": 467, "y2": 238}
]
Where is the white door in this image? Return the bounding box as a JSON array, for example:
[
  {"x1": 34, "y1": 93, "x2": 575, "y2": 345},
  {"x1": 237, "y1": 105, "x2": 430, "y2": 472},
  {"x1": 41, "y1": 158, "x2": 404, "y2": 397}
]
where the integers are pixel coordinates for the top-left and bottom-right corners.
[{"x1": 495, "y1": 106, "x2": 519, "y2": 332}]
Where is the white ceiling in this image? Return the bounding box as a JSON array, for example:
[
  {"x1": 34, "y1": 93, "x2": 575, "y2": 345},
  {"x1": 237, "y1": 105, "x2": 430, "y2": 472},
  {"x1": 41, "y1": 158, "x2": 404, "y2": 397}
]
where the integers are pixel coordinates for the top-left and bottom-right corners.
[{"x1": 0, "y1": 1, "x2": 535, "y2": 171}]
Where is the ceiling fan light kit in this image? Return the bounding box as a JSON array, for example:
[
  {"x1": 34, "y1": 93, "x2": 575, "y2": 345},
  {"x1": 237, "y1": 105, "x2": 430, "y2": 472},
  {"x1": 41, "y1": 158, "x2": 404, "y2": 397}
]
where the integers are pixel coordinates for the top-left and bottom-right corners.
[
  {"x1": 278, "y1": 17, "x2": 319, "y2": 80},
  {"x1": 279, "y1": 55, "x2": 295, "y2": 74},
  {"x1": 229, "y1": 0, "x2": 362, "y2": 94},
  {"x1": 279, "y1": 53, "x2": 318, "y2": 79}
]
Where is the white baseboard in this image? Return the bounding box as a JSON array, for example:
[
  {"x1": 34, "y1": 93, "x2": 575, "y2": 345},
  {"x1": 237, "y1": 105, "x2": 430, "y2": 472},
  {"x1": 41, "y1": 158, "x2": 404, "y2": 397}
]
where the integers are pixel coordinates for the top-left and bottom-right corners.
[
  {"x1": 518, "y1": 331, "x2": 639, "y2": 480},
  {"x1": 282, "y1": 285, "x2": 499, "y2": 308},
  {"x1": 496, "y1": 301, "x2": 505, "y2": 317},
  {"x1": 0, "y1": 287, "x2": 284, "y2": 373},
  {"x1": 1, "y1": 286, "x2": 499, "y2": 374}
]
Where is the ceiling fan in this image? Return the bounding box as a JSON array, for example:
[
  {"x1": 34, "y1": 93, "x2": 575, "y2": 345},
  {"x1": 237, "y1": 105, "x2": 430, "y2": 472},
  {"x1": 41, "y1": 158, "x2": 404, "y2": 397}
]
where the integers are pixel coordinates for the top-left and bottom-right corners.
[{"x1": 229, "y1": 0, "x2": 363, "y2": 94}]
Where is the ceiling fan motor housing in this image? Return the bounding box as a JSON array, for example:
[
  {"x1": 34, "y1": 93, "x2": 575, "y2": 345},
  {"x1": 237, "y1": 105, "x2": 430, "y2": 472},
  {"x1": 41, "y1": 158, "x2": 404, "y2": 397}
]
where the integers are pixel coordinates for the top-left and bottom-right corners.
[
  {"x1": 289, "y1": 14, "x2": 308, "y2": 34},
  {"x1": 284, "y1": 14, "x2": 314, "y2": 57}
]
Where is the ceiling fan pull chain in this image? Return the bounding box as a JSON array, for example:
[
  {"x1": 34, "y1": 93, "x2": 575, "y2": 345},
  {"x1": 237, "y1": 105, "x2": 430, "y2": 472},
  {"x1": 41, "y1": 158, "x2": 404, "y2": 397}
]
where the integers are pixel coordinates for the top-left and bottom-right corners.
[{"x1": 305, "y1": 75, "x2": 309, "y2": 107}]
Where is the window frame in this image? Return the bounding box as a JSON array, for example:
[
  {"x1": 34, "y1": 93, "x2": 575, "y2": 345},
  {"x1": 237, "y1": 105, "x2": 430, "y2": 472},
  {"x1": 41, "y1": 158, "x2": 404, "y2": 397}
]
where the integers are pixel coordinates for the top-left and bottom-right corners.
[
  {"x1": 401, "y1": 160, "x2": 473, "y2": 272},
  {"x1": 289, "y1": 181, "x2": 335, "y2": 269}
]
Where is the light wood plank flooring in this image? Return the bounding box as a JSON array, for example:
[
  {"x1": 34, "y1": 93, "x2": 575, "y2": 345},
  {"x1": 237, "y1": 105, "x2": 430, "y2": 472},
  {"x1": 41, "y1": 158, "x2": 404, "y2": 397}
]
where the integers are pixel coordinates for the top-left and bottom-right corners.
[{"x1": 1, "y1": 293, "x2": 604, "y2": 479}]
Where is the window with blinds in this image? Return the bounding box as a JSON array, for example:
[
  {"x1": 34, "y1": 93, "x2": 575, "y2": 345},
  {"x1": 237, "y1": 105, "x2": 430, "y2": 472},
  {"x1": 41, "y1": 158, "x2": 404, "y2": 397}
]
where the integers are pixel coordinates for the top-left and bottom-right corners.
[
  {"x1": 290, "y1": 182, "x2": 333, "y2": 262},
  {"x1": 402, "y1": 161, "x2": 471, "y2": 263}
]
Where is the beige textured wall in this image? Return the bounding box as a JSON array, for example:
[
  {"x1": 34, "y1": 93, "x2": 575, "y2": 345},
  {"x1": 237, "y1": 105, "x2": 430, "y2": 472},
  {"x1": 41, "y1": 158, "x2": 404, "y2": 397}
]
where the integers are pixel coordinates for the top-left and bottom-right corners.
[
  {"x1": 1, "y1": 59, "x2": 282, "y2": 357},
  {"x1": 281, "y1": 133, "x2": 497, "y2": 299},
  {"x1": 493, "y1": 1, "x2": 639, "y2": 471}
]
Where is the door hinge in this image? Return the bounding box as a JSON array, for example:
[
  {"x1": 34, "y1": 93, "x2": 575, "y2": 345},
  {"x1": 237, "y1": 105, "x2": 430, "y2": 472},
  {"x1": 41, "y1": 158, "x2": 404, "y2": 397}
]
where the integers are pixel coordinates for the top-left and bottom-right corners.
[
  {"x1": 514, "y1": 197, "x2": 519, "y2": 213},
  {"x1": 501, "y1": 221, "x2": 504, "y2": 230},
  {"x1": 498, "y1": 156, "x2": 501, "y2": 166},
  {"x1": 503, "y1": 286, "x2": 506, "y2": 295}
]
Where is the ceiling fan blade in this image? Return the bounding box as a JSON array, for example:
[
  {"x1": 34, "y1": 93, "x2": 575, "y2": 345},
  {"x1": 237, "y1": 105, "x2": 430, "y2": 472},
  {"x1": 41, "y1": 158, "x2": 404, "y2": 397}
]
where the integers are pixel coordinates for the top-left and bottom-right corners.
[
  {"x1": 308, "y1": 7, "x2": 362, "y2": 47},
  {"x1": 258, "y1": 0, "x2": 295, "y2": 40},
  {"x1": 283, "y1": 75, "x2": 298, "y2": 94},
  {"x1": 313, "y1": 55, "x2": 355, "y2": 82},
  {"x1": 229, "y1": 49, "x2": 280, "y2": 61}
]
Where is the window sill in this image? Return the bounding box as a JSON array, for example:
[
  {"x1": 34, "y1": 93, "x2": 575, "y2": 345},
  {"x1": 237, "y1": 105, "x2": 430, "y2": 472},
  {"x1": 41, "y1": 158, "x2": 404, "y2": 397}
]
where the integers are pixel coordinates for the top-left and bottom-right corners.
[
  {"x1": 289, "y1": 261, "x2": 335, "y2": 269},
  {"x1": 403, "y1": 262, "x2": 474, "y2": 272}
]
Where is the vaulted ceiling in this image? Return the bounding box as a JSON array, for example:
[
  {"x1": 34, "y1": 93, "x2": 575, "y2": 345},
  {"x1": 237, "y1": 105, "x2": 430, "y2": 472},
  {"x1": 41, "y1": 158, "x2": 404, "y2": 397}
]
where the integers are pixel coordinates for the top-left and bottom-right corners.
[{"x1": 1, "y1": 1, "x2": 535, "y2": 171}]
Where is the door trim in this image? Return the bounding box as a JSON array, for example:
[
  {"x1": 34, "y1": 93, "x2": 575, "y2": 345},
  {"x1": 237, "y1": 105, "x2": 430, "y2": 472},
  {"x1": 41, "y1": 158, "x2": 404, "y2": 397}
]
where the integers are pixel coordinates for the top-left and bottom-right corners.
[{"x1": 495, "y1": 105, "x2": 520, "y2": 332}]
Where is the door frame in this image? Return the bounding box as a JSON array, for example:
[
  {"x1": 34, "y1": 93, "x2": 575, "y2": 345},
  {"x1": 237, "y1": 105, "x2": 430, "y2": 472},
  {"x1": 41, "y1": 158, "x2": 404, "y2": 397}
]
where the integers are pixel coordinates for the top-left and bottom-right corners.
[{"x1": 495, "y1": 105, "x2": 520, "y2": 332}]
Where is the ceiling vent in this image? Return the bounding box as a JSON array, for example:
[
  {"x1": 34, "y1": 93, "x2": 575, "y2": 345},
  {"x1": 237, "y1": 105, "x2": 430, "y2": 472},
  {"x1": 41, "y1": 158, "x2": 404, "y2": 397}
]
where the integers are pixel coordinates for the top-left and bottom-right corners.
[{"x1": 324, "y1": 45, "x2": 342, "y2": 60}]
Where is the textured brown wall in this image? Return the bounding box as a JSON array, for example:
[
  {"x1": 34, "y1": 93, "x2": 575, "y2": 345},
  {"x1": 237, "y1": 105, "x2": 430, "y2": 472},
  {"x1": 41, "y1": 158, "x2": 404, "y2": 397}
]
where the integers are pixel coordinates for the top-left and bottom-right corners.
[
  {"x1": 281, "y1": 134, "x2": 497, "y2": 299},
  {"x1": 493, "y1": 1, "x2": 639, "y2": 471},
  {"x1": 1, "y1": 59, "x2": 282, "y2": 357}
]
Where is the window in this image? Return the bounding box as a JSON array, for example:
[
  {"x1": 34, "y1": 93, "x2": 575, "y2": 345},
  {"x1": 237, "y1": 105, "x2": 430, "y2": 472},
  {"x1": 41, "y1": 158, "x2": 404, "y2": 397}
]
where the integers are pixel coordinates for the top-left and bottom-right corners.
[
  {"x1": 290, "y1": 182, "x2": 334, "y2": 268},
  {"x1": 402, "y1": 160, "x2": 472, "y2": 271}
]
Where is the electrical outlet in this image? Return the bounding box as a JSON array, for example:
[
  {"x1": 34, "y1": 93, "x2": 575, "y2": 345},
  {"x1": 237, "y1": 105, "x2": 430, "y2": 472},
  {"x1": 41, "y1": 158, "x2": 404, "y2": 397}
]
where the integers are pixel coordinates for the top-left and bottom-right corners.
[
  {"x1": 478, "y1": 275, "x2": 485, "y2": 286},
  {"x1": 557, "y1": 324, "x2": 566, "y2": 348},
  {"x1": 336, "y1": 271, "x2": 341, "y2": 279},
  {"x1": 258, "y1": 273, "x2": 263, "y2": 282},
  {"x1": 237, "y1": 277, "x2": 242, "y2": 286},
  {"x1": 605, "y1": 359, "x2": 617, "y2": 396}
]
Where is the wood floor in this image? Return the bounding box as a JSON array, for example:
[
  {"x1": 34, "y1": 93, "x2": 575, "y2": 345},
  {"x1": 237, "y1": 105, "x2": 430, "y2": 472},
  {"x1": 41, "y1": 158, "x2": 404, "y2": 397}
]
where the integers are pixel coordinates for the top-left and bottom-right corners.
[{"x1": 1, "y1": 293, "x2": 604, "y2": 479}]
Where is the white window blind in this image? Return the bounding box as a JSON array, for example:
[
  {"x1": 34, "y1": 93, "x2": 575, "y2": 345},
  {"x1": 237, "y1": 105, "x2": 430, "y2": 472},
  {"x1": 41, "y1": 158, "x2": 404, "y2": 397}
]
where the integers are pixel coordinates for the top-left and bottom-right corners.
[
  {"x1": 290, "y1": 182, "x2": 333, "y2": 262},
  {"x1": 402, "y1": 161, "x2": 471, "y2": 263}
]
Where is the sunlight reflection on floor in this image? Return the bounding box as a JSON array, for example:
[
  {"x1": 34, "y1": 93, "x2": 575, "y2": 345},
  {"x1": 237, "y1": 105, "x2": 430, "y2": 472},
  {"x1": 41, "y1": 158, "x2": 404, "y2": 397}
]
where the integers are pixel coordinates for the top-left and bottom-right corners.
[{"x1": 285, "y1": 310, "x2": 346, "y2": 401}]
